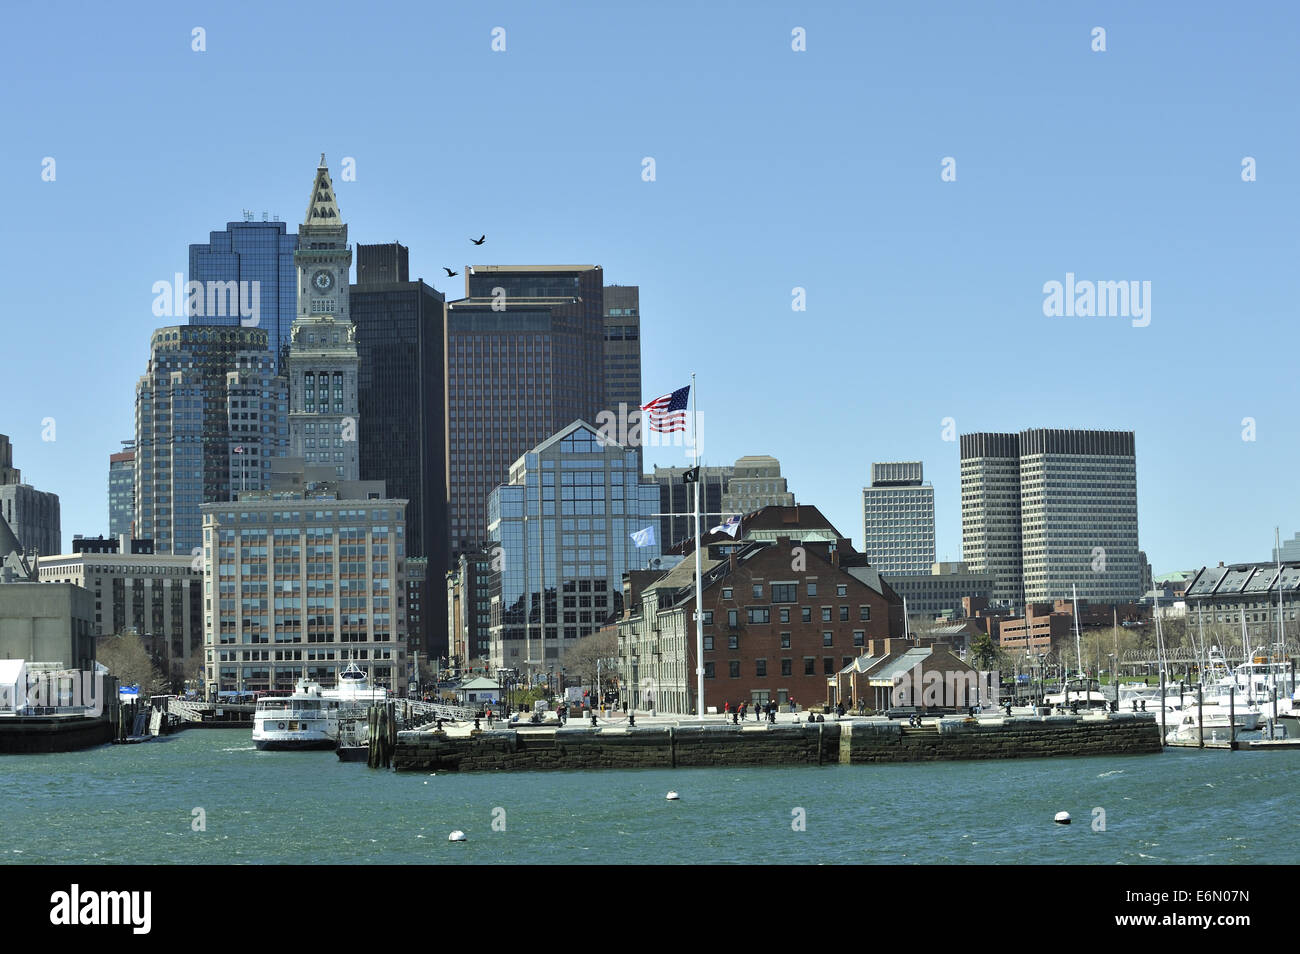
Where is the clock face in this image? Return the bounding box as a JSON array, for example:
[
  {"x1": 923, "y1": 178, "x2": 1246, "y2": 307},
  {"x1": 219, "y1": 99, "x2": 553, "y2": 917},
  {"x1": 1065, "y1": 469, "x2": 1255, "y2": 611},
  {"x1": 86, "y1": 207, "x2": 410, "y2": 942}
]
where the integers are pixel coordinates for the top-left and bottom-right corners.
[{"x1": 312, "y1": 270, "x2": 334, "y2": 292}]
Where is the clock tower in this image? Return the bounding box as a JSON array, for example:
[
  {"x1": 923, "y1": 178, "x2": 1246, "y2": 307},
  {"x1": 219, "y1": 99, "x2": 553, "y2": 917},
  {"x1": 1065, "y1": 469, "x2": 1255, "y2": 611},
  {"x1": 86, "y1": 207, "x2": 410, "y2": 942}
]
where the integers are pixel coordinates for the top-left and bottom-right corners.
[
  {"x1": 296, "y1": 154, "x2": 351, "y2": 323},
  {"x1": 287, "y1": 155, "x2": 360, "y2": 479}
]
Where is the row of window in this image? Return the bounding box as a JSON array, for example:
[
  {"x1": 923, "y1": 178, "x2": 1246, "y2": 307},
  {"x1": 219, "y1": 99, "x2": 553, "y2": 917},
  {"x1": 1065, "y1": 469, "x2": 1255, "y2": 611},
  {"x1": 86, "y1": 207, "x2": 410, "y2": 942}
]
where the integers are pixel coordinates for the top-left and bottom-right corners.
[{"x1": 704, "y1": 656, "x2": 853, "y2": 678}]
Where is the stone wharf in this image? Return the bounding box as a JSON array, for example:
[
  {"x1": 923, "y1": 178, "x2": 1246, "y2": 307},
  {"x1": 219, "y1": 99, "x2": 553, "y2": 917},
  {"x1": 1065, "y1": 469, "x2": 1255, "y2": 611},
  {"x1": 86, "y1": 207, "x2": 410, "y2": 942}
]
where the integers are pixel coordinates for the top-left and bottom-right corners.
[{"x1": 392, "y1": 713, "x2": 1161, "y2": 772}]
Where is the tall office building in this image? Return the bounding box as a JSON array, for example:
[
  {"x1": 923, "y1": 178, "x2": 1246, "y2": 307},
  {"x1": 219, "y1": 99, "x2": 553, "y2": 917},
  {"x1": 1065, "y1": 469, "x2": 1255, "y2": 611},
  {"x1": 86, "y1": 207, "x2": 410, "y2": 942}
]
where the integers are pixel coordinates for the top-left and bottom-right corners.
[
  {"x1": 189, "y1": 218, "x2": 298, "y2": 372},
  {"x1": 445, "y1": 265, "x2": 606, "y2": 560},
  {"x1": 200, "y1": 471, "x2": 409, "y2": 695},
  {"x1": 108, "y1": 442, "x2": 135, "y2": 537},
  {"x1": 862, "y1": 461, "x2": 935, "y2": 576},
  {"x1": 959, "y1": 433, "x2": 1023, "y2": 607},
  {"x1": 647, "y1": 464, "x2": 733, "y2": 552},
  {"x1": 960, "y1": 429, "x2": 1140, "y2": 606},
  {"x1": 0, "y1": 434, "x2": 62, "y2": 558},
  {"x1": 602, "y1": 285, "x2": 642, "y2": 466},
  {"x1": 720, "y1": 455, "x2": 795, "y2": 515},
  {"x1": 350, "y1": 243, "x2": 448, "y2": 654},
  {"x1": 486, "y1": 421, "x2": 660, "y2": 675},
  {"x1": 134, "y1": 325, "x2": 285, "y2": 555}
]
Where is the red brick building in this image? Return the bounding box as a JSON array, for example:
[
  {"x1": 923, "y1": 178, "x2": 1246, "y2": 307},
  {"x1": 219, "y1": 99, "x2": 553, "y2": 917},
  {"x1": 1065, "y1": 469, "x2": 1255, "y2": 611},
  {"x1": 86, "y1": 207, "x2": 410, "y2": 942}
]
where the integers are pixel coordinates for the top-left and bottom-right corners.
[{"x1": 618, "y1": 535, "x2": 904, "y2": 714}]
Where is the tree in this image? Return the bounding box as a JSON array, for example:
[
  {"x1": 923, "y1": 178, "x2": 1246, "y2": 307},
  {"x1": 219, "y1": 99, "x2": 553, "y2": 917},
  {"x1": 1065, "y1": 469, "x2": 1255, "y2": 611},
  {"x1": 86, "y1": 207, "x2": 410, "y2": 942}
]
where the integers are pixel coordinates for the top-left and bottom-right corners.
[
  {"x1": 564, "y1": 629, "x2": 618, "y2": 694},
  {"x1": 969, "y1": 631, "x2": 1000, "y2": 671},
  {"x1": 96, "y1": 633, "x2": 169, "y2": 695}
]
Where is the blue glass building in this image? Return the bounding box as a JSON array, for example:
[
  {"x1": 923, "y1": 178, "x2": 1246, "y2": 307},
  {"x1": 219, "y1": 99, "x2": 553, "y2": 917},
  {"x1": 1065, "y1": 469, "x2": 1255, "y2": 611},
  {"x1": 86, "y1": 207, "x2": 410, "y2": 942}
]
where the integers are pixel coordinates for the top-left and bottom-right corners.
[{"x1": 189, "y1": 220, "x2": 299, "y2": 373}]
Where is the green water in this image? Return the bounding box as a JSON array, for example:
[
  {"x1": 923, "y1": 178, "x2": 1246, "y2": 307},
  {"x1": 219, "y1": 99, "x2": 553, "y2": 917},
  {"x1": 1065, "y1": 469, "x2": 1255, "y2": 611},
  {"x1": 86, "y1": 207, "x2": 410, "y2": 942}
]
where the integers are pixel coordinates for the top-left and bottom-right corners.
[{"x1": 2, "y1": 729, "x2": 1296, "y2": 864}]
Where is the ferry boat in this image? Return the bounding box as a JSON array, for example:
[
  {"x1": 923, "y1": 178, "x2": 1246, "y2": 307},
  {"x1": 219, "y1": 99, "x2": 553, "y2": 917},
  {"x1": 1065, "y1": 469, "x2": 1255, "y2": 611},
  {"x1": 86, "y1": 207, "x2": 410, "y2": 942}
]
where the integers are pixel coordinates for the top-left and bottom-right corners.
[
  {"x1": 252, "y1": 675, "x2": 337, "y2": 751},
  {"x1": 251, "y1": 664, "x2": 389, "y2": 751}
]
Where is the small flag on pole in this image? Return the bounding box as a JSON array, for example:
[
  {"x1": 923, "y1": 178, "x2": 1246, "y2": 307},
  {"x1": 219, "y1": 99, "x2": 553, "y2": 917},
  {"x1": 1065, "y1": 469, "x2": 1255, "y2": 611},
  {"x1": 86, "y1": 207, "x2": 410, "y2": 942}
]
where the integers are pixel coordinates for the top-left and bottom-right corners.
[
  {"x1": 710, "y1": 516, "x2": 741, "y2": 538},
  {"x1": 682, "y1": 466, "x2": 700, "y2": 483},
  {"x1": 630, "y1": 525, "x2": 656, "y2": 548},
  {"x1": 641, "y1": 385, "x2": 690, "y2": 433},
  {"x1": 233, "y1": 446, "x2": 245, "y2": 454}
]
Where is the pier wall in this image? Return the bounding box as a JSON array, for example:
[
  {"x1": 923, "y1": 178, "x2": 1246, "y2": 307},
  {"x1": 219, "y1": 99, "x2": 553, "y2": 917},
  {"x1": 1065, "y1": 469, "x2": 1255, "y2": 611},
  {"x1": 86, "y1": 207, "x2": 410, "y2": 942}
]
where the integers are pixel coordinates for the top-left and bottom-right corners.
[
  {"x1": 0, "y1": 715, "x2": 115, "y2": 754},
  {"x1": 393, "y1": 713, "x2": 1161, "y2": 772}
]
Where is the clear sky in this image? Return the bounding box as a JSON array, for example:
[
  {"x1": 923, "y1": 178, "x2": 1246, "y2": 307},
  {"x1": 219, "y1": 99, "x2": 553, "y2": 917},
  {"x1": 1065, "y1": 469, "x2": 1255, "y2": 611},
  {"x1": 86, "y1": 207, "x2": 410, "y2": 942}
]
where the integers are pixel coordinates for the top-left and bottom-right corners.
[{"x1": 3, "y1": 0, "x2": 1297, "y2": 575}]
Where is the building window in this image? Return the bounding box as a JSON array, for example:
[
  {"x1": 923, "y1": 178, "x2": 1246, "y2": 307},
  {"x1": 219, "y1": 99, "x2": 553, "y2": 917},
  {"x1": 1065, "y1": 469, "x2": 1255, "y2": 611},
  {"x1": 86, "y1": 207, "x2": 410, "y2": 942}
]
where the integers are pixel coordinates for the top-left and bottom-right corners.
[
  {"x1": 722, "y1": 587, "x2": 732, "y2": 599},
  {"x1": 823, "y1": 632, "x2": 833, "y2": 647},
  {"x1": 801, "y1": 607, "x2": 811, "y2": 623},
  {"x1": 752, "y1": 584, "x2": 763, "y2": 599},
  {"x1": 702, "y1": 610, "x2": 713, "y2": 625},
  {"x1": 727, "y1": 609, "x2": 738, "y2": 628},
  {"x1": 771, "y1": 583, "x2": 797, "y2": 603},
  {"x1": 703, "y1": 635, "x2": 714, "y2": 650},
  {"x1": 747, "y1": 607, "x2": 770, "y2": 624},
  {"x1": 860, "y1": 606, "x2": 870, "y2": 621},
  {"x1": 729, "y1": 661, "x2": 740, "y2": 678},
  {"x1": 840, "y1": 606, "x2": 849, "y2": 621},
  {"x1": 803, "y1": 657, "x2": 815, "y2": 676},
  {"x1": 705, "y1": 662, "x2": 715, "y2": 679},
  {"x1": 807, "y1": 582, "x2": 817, "y2": 597},
  {"x1": 755, "y1": 659, "x2": 767, "y2": 677},
  {"x1": 780, "y1": 633, "x2": 791, "y2": 649},
  {"x1": 853, "y1": 631, "x2": 865, "y2": 647},
  {"x1": 779, "y1": 607, "x2": 790, "y2": 623},
  {"x1": 837, "y1": 584, "x2": 847, "y2": 597},
  {"x1": 781, "y1": 658, "x2": 792, "y2": 676},
  {"x1": 823, "y1": 657, "x2": 834, "y2": 675},
  {"x1": 728, "y1": 635, "x2": 739, "y2": 650},
  {"x1": 821, "y1": 607, "x2": 832, "y2": 622}
]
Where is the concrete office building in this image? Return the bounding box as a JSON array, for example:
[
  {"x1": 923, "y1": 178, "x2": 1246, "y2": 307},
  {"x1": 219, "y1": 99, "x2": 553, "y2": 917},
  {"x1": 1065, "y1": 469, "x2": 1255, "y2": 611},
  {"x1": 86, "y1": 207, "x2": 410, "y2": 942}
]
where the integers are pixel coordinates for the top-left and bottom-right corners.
[
  {"x1": 37, "y1": 549, "x2": 201, "y2": 683},
  {"x1": 885, "y1": 561, "x2": 996, "y2": 621},
  {"x1": 960, "y1": 429, "x2": 1140, "y2": 607},
  {"x1": 862, "y1": 461, "x2": 935, "y2": 577},
  {"x1": 200, "y1": 466, "x2": 408, "y2": 695},
  {"x1": 720, "y1": 456, "x2": 795, "y2": 516},
  {"x1": 647, "y1": 464, "x2": 733, "y2": 553},
  {"x1": 486, "y1": 422, "x2": 660, "y2": 678},
  {"x1": 0, "y1": 435, "x2": 61, "y2": 559}
]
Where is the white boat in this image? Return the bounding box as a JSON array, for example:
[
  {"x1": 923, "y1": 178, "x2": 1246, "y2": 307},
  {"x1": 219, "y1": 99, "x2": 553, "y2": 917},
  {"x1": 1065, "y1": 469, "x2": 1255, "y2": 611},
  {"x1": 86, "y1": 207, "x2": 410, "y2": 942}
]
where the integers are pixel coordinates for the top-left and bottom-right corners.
[
  {"x1": 1165, "y1": 714, "x2": 1244, "y2": 745},
  {"x1": 252, "y1": 675, "x2": 337, "y2": 751},
  {"x1": 252, "y1": 664, "x2": 388, "y2": 751}
]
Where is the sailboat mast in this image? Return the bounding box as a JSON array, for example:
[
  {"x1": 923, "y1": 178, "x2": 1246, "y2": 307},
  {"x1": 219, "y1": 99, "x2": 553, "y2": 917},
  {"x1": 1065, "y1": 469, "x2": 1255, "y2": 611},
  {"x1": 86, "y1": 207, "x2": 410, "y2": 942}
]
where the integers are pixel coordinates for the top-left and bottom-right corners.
[{"x1": 1072, "y1": 584, "x2": 1082, "y2": 677}]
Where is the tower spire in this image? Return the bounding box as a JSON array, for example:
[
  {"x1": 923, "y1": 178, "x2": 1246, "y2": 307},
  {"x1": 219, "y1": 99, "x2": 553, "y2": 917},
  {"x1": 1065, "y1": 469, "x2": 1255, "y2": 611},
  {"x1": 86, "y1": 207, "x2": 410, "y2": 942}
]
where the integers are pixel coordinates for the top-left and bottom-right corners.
[{"x1": 303, "y1": 155, "x2": 341, "y2": 226}]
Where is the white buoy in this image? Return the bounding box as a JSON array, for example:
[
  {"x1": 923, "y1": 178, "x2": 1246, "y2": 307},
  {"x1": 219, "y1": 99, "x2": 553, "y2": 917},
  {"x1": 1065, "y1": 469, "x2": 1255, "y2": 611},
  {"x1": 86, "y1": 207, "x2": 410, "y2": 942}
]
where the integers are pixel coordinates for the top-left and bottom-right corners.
[
  {"x1": 448, "y1": 830, "x2": 467, "y2": 841},
  {"x1": 1054, "y1": 811, "x2": 1071, "y2": 825},
  {"x1": 666, "y1": 791, "x2": 680, "y2": 800}
]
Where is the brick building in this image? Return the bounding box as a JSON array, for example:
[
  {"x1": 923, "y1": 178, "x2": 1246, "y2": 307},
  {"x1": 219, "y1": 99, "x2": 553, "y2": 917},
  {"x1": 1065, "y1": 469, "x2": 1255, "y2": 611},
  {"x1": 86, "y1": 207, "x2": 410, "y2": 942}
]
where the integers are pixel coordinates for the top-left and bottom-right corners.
[{"x1": 618, "y1": 535, "x2": 904, "y2": 714}]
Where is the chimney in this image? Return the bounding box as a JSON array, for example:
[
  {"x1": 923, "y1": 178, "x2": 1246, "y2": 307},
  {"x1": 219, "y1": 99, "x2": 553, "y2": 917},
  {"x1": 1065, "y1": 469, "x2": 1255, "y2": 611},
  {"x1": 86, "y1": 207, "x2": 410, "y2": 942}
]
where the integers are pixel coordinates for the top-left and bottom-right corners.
[{"x1": 728, "y1": 551, "x2": 737, "y2": 572}]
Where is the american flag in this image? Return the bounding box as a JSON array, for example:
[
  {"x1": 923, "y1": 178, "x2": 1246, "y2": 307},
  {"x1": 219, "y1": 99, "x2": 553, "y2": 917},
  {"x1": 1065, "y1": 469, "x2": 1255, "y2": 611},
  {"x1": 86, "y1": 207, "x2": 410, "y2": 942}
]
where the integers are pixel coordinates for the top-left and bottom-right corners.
[{"x1": 640, "y1": 385, "x2": 690, "y2": 433}]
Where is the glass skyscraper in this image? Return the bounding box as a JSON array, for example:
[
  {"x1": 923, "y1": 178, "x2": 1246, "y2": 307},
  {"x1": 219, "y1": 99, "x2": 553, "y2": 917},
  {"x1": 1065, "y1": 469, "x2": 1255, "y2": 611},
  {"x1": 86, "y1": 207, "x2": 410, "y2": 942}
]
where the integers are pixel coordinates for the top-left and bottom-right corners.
[
  {"x1": 486, "y1": 421, "x2": 660, "y2": 677},
  {"x1": 189, "y1": 219, "x2": 298, "y2": 373}
]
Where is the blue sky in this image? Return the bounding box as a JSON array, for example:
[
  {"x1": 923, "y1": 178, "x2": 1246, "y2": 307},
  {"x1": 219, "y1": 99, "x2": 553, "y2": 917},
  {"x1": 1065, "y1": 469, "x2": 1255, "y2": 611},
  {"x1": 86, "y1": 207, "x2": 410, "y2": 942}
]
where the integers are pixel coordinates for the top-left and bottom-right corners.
[{"x1": 2, "y1": 0, "x2": 1297, "y2": 574}]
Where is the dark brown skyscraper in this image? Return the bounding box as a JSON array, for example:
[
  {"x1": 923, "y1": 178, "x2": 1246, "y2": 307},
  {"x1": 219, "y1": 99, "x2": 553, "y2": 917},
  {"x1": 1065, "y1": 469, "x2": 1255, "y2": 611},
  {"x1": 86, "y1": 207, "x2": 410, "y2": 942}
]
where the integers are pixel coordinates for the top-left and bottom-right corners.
[{"x1": 445, "y1": 265, "x2": 606, "y2": 560}]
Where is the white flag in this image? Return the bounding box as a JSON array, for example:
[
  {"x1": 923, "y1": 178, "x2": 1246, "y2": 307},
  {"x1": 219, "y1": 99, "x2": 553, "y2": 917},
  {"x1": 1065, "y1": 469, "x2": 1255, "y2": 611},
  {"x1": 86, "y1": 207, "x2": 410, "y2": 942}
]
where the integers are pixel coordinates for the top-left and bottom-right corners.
[
  {"x1": 630, "y1": 525, "x2": 656, "y2": 548},
  {"x1": 710, "y1": 515, "x2": 741, "y2": 538}
]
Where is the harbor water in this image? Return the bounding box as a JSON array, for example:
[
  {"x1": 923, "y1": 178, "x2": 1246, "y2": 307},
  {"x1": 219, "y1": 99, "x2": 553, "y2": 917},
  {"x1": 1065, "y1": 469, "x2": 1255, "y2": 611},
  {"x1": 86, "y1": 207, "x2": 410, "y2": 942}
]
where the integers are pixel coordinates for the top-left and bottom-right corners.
[{"x1": 2, "y1": 729, "x2": 1296, "y2": 864}]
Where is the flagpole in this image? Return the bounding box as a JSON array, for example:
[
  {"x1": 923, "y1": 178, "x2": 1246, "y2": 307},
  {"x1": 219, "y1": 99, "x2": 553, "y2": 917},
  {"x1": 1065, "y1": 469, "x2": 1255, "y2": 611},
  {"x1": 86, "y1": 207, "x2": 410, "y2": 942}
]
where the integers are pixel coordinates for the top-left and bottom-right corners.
[{"x1": 691, "y1": 370, "x2": 705, "y2": 719}]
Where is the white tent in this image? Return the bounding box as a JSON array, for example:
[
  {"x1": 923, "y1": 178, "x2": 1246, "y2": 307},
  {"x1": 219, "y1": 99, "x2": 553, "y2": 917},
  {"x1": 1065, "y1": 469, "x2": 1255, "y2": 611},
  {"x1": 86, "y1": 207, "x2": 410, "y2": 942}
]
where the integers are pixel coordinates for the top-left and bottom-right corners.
[{"x1": 0, "y1": 659, "x2": 28, "y2": 712}]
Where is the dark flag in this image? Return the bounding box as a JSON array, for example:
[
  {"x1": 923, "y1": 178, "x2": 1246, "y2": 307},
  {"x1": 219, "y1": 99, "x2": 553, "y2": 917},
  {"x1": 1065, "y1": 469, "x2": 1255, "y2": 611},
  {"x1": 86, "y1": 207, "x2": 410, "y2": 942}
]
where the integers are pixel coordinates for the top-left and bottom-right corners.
[{"x1": 682, "y1": 466, "x2": 700, "y2": 483}]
